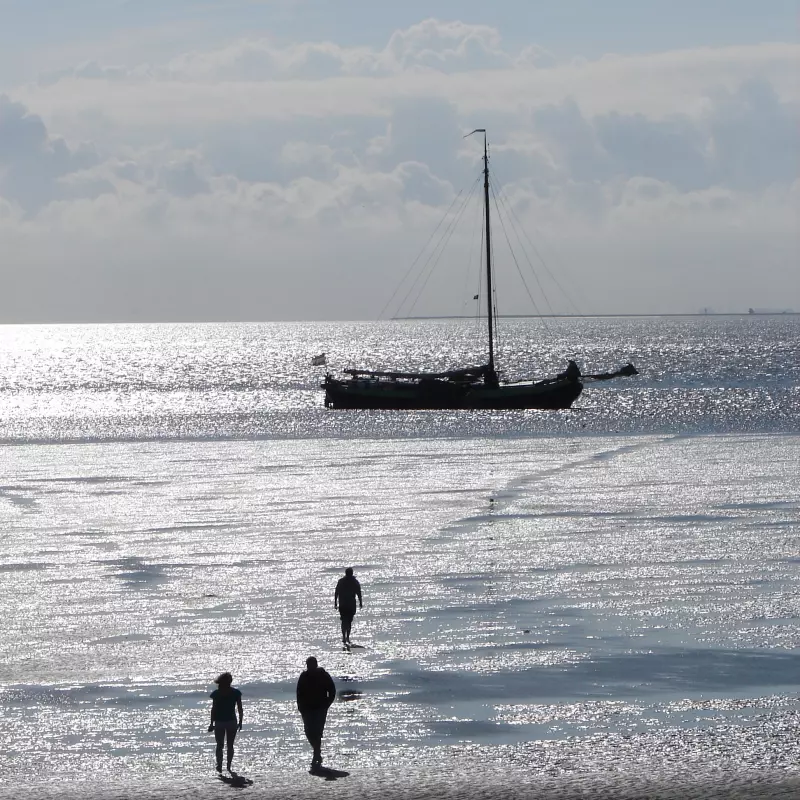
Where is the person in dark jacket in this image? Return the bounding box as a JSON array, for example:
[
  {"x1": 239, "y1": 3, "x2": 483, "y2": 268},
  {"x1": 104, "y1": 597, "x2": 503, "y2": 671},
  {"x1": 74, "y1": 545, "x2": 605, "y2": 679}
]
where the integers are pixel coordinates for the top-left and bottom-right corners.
[
  {"x1": 207, "y1": 672, "x2": 243, "y2": 773},
  {"x1": 296, "y1": 656, "x2": 336, "y2": 770},
  {"x1": 557, "y1": 359, "x2": 581, "y2": 382},
  {"x1": 334, "y1": 567, "x2": 363, "y2": 645}
]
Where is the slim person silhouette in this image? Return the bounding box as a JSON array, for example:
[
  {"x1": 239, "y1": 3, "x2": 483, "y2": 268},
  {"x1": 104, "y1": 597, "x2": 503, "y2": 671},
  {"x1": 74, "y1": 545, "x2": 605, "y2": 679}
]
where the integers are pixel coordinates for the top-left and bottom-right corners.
[{"x1": 207, "y1": 672, "x2": 243, "y2": 773}]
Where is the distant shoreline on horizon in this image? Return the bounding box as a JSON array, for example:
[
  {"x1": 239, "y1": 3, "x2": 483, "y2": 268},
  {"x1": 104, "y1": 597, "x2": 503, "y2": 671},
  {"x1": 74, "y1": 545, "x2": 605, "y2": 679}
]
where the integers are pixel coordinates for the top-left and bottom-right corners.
[
  {"x1": 1, "y1": 312, "x2": 798, "y2": 325},
  {"x1": 397, "y1": 311, "x2": 798, "y2": 320}
]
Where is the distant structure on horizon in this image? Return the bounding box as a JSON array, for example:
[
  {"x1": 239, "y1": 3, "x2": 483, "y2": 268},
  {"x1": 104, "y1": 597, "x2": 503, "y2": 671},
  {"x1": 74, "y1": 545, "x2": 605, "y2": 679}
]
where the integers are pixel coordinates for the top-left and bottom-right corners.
[{"x1": 696, "y1": 307, "x2": 796, "y2": 316}]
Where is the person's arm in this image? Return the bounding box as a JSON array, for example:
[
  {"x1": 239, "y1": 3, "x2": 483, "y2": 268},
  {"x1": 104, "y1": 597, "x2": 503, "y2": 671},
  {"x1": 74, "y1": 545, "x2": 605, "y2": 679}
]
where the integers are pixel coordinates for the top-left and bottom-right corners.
[
  {"x1": 208, "y1": 698, "x2": 216, "y2": 732},
  {"x1": 326, "y1": 673, "x2": 336, "y2": 707},
  {"x1": 334, "y1": 581, "x2": 339, "y2": 609},
  {"x1": 296, "y1": 675, "x2": 305, "y2": 713},
  {"x1": 356, "y1": 580, "x2": 363, "y2": 609},
  {"x1": 236, "y1": 695, "x2": 243, "y2": 730}
]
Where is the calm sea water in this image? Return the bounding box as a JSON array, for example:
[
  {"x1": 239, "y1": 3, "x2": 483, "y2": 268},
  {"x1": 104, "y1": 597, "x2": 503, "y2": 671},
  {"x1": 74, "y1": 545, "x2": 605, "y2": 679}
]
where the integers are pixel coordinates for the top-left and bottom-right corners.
[
  {"x1": 0, "y1": 316, "x2": 798, "y2": 443},
  {"x1": 1, "y1": 317, "x2": 799, "y2": 798}
]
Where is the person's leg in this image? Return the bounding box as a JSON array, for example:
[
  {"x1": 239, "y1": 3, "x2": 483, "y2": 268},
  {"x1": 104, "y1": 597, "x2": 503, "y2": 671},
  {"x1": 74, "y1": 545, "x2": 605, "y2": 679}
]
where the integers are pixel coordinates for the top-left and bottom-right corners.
[
  {"x1": 226, "y1": 723, "x2": 237, "y2": 771},
  {"x1": 303, "y1": 710, "x2": 325, "y2": 767},
  {"x1": 313, "y1": 709, "x2": 328, "y2": 765},
  {"x1": 214, "y1": 726, "x2": 225, "y2": 771},
  {"x1": 302, "y1": 713, "x2": 318, "y2": 766},
  {"x1": 302, "y1": 713, "x2": 315, "y2": 748},
  {"x1": 342, "y1": 611, "x2": 353, "y2": 644},
  {"x1": 344, "y1": 613, "x2": 353, "y2": 643}
]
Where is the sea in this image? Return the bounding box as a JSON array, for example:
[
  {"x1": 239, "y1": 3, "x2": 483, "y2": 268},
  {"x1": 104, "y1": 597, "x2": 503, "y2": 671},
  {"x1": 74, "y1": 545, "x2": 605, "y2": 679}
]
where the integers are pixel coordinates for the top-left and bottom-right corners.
[{"x1": 1, "y1": 316, "x2": 799, "y2": 799}]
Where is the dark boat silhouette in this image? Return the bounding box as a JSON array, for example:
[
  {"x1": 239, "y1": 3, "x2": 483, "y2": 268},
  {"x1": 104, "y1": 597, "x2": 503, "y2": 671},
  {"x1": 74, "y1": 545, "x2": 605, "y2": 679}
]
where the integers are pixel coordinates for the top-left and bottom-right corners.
[{"x1": 322, "y1": 131, "x2": 635, "y2": 410}]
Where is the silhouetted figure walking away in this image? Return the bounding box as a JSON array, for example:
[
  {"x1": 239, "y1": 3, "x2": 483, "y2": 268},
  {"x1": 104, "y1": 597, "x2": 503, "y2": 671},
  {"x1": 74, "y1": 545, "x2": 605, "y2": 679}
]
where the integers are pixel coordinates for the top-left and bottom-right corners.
[
  {"x1": 296, "y1": 656, "x2": 336, "y2": 771},
  {"x1": 334, "y1": 567, "x2": 362, "y2": 645},
  {"x1": 208, "y1": 672, "x2": 243, "y2": 773}
]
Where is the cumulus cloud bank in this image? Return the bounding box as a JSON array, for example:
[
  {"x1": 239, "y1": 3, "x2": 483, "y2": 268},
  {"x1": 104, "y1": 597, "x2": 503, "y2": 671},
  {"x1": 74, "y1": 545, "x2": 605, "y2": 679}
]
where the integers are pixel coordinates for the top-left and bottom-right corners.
[{"x1": 1, "y1": 19, "x2": 797, "y2": 322}]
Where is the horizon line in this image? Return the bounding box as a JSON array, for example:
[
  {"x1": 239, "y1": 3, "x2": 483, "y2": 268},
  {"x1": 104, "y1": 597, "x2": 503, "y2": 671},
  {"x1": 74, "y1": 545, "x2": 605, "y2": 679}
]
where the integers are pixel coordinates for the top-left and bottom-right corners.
[
  {"x1": 395, "y1": 312, "x2": 798, "y2": 320},
  {"x1": 0, "y1": 311, "x2": 797, "y2": 326}
]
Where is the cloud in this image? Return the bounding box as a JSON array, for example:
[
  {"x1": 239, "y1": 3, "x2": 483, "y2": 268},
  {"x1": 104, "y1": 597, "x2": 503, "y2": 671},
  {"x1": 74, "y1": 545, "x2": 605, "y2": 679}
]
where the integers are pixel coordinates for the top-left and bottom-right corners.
[
  {"x1": 159, "y1": 159, "x2": 210, "y2": 196},
  {"x1": 36, "y1": 60, "x2": 146, "y2": 88},
  {"x1": 371, "y1": 96, "x2": 464, "y2": 182},
  {"x1": 20, "y1": 33, "x2": 798, "y2": 136},
  {"x1": 525, "y1": 75, "x2": 798, "y2": 196},
  {"x1": 707, "y1": 77, "x2": 798, "y2": 191},
  {"x1": 379, "y1": 18, "x2": 511, "y2": 74},
  {"x1": 0, "y1": 21, "x2": 797, "y2": 321},
  {"x1": 1, "y1": 172, "x2": 794, "y2": 323},
  {"x1": 0, "y1": 94, "x2": 100, "y2": 212},
  {"x1": 157, "y1": 18, "x2": 511, "y2": 81}
]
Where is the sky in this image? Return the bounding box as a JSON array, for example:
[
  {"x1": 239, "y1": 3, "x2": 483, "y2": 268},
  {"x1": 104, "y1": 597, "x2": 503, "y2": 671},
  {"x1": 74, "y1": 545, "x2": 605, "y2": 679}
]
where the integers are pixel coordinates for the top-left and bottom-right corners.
[{"x1": 0, "y1": 0, "x2": 797, "y2": 322}]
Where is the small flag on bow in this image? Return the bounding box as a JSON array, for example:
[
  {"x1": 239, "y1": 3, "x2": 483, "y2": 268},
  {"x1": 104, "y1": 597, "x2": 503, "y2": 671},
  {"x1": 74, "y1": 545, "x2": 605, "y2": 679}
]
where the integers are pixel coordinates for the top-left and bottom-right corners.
[{"x1": 311, "y1": 353, "x2": 327, "y2": 366}]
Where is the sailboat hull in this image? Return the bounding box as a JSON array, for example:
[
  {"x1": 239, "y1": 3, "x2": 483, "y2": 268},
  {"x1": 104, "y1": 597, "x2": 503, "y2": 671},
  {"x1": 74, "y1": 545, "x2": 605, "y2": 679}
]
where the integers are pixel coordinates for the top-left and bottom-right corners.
[{"x1": 323, "y1": 376, "x2": 582, "y2": 410}]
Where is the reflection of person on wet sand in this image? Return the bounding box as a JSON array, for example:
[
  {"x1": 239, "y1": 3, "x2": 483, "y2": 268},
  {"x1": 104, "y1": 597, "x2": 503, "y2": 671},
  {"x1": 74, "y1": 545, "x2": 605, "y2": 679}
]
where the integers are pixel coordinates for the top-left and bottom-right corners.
[
  {"x1": 207, "y1": 672, "x2": 243, "y2": 773},
  {"x1": 334, "y1": 567, "x2": 362, "y2": 645},
  {"x1": 297, "y1": 656, "x2": 336, "y2": 771}
]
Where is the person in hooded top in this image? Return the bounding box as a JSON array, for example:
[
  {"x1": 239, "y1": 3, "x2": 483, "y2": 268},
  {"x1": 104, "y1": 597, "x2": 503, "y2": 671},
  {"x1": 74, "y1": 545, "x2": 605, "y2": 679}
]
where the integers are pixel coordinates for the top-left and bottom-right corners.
[
  {"x1": 296, "y1": 656, "x2": 336, "y2": 770},
  {"x1": 565, "y1": 360, "x2": 581, "y2": 381}
]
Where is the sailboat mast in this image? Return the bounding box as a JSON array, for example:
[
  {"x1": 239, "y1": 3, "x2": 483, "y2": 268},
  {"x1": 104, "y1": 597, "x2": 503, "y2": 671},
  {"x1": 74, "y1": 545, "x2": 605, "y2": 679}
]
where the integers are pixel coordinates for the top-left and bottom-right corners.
[
  {"x1": 465, "y1": 127, "x2": 497, "y2": 379},
  {"x1": 482, "y1": 132, "x2": 495, "y2": 375}
]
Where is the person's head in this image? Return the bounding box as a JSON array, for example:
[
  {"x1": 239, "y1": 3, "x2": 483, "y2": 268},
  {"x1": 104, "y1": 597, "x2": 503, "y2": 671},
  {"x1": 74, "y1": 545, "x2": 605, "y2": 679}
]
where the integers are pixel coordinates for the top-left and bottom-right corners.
[
  {"x1": 215, "y1": 672, "x2": 233, "y2": 687},
  {"x1": 305, "y1": 656, "x2": 318, "y2": 671},
  {"x1": 345, "y1": 567, "x2": 353, "y2": 577}
]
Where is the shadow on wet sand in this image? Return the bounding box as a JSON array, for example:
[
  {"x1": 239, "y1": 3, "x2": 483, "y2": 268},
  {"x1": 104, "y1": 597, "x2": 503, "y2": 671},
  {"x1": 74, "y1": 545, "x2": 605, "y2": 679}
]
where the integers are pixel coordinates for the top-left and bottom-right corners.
[
  {"x1": 309, "y1": 766, "x2": 350, "y2": 781},
  {"x1": 218, "y1": 771, "x2": 254, "y2": 789}
]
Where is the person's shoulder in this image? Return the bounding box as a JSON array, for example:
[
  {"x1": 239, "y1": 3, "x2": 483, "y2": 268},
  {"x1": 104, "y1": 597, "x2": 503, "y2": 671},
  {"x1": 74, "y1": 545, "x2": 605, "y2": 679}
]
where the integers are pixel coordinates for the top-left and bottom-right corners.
[
  {"x1": 232, "y1": 687, "x2": 242, "y2": 698},
  {"x1": 210, "y1": 689, "x2": 218, "y2": 699}
]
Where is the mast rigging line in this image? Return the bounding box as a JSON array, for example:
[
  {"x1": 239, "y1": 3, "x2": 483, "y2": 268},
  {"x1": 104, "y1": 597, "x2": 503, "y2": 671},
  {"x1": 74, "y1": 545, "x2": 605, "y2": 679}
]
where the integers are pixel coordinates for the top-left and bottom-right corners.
[
  {"x1": 490, "y1": 168, "x2": 585, "y2": 318},
  {"x1": 401, "y1": 175, "x2": 482, "y2": 319},
  {"x1": 387, "y1": 175, "x2": 481, "y2": 321},
  {"x1": 377, "y1": 186, "x2": 464, "y2": 322},
  {"x1": 461, "y1": 182, "x2": 484, "y2": 316},
  {"x1": 475, "y1": 201, "x2": 485, "y2": 330},
  {"x1": 490, "y1": 182, "x2": 554, "y2": 331},
  {"x1": 489, "y1": 200, "x2": 501, "y2": 361}
]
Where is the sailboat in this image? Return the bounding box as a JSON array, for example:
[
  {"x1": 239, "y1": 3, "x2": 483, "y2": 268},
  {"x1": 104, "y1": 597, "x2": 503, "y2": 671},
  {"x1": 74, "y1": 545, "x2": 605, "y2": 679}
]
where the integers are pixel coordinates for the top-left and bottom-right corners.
[{"x1": 322, "y1": 130, "x2": 636, "y2": 411}]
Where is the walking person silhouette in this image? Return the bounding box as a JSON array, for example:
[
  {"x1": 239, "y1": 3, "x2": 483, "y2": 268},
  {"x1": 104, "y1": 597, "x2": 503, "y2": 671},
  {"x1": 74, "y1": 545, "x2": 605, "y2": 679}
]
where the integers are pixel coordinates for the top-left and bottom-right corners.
[
  {"x1": 207, "y1": 672, "x2": 243, "y2": 773},
  {"x1": 296, "y1": 657, "x2": 336, "y2": 771},
  {"x1": 334, "y1": 567, "x2": 362, "y2": 645}
]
